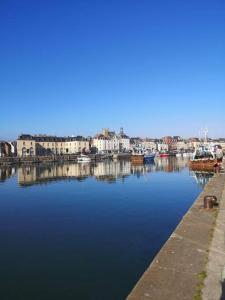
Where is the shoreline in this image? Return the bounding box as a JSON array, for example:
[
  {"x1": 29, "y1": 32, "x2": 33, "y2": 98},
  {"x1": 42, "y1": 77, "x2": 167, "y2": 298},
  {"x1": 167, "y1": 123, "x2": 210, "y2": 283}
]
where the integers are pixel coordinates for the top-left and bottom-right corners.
[{"x1": 0, "y1": 154, "x2": 117, "y2": 165}]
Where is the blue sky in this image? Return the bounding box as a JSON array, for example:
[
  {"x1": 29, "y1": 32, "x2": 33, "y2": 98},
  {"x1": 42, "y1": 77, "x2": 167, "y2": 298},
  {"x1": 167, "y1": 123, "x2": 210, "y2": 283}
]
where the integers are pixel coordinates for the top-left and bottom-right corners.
[{"x1": 0, "y1": 0, "x2": 225, "y2": 140}]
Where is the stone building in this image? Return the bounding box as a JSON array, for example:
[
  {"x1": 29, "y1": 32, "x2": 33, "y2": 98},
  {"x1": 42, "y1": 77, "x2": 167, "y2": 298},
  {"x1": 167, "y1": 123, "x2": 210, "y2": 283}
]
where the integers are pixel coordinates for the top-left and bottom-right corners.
[
  {"x1": 92, "y1": 128, "x2": 130, "y2": 153},
  {"x1": 17, "y1": 134, "x2": 90, "y2": 157},
  {"x1": 141, "y1": 139, "x2": 157, "y2": 151},
  {"x1": 0, "y1": 141, "x2": 12, "y2": 157}
]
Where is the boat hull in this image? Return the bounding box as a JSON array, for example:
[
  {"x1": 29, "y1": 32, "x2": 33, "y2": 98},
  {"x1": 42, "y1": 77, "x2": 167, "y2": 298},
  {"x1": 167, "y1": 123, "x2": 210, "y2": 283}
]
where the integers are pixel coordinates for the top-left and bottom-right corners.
[
  {"x1": 189, "y1": 159, "x2": 219, "y2": 172},
  {"x1": 144, "y1": 154, "x2": 155, "y2": 163},
  {"x1": 159, "y1": 153, "x2": 169, "y2": 158},
  {"x1": 77, "y1": 155, "x2": 91, "y2": 163}
]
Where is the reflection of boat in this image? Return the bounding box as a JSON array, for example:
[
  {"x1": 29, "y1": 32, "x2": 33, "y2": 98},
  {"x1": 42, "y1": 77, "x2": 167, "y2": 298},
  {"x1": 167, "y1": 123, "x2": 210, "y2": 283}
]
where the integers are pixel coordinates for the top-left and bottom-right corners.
[
  {"x1": 190, "y1": 171, "x2": 213, "y2": 188},
  {"x1": 77, "y1": 154, "x2": 91, "y2": 163},
  {"x1": 131, "y1": 154, "x2": 144, "y2": 164}
]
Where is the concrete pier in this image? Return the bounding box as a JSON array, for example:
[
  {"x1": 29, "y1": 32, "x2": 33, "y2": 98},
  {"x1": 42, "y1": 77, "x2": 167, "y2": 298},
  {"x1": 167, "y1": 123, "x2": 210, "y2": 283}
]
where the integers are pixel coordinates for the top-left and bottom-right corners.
[{"x1": 126, "y1": 173, "x2": 225, "y2": 300}]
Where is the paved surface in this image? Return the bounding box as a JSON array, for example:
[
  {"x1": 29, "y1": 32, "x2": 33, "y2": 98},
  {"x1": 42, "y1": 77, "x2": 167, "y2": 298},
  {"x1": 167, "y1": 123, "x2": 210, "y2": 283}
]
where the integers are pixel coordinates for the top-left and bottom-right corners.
[
  {"x1": 126, "y1": 174, "x2": 225, "y2": 300},
  {"x1": 202, "y1": 175, "x2": 225, "y2": 300}
]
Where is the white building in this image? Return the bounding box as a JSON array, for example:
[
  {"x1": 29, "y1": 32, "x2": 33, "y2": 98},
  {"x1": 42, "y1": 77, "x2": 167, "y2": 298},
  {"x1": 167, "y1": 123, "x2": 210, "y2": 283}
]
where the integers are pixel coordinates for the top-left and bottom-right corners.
[
  {"x1": 93, "y1": 128, "x2": 130, "y2": 153},
  {"x1": 141, "y1": 139, "x2": 157, "y2": 151},
  {"x1": 92, "y1": 135, "x2": 115, "y2": 153},
  {"x1": 157, "y1": 143, "x2": 169, "y2": 152},
  {"x1": 118, "y1": 128, "x2": 130, "y2": 151}
]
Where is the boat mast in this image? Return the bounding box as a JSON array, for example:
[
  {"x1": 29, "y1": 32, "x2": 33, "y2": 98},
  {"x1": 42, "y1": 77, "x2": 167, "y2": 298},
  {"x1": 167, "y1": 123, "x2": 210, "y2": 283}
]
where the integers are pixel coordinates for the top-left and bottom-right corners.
[{"x1": 203, "y1": 126, "x2": 208, "y2": 144}]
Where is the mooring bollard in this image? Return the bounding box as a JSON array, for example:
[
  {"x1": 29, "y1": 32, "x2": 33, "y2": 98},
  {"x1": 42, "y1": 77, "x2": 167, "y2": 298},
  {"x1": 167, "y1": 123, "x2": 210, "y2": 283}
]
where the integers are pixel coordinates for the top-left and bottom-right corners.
[{"x1": 204, "y1": 195, "x2": 217, "y2": 209}]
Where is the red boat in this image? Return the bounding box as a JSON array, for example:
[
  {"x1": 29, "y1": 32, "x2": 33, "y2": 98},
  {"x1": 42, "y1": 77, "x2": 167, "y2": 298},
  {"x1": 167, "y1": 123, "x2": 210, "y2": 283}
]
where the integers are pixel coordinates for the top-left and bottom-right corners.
[{"x1": 159, "y1": 152, "x2": 169, "y2": 158}]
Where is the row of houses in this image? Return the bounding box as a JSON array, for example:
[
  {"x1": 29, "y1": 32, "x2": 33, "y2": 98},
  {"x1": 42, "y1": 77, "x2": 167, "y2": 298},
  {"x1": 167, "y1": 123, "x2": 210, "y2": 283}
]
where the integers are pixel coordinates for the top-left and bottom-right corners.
[
  {"x1": 17, "y1": 134, "x2": 90, "y2": 157},
  {"x1": 15, "y1": 128, "x2": 131, "y2": 157},
  {"x1": 1, "y1": 130, "x2": 225, "y2": 157},
  {"x1": 0, "y1": 141, "x2": 15, "y2": 157}
]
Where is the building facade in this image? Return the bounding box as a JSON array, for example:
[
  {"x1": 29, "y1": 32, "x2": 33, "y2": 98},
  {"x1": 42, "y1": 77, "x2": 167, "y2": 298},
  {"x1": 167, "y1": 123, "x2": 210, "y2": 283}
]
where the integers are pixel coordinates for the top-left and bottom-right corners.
[
  {"x1": 0, "y1": 141, "x2": 13, "y2": 157},
  {"x1": 93, "y1": 128, "x2": 130, "y2": 153},
  {"x1": 17, "y1": 134, "x2": 90, "y2": 157}
]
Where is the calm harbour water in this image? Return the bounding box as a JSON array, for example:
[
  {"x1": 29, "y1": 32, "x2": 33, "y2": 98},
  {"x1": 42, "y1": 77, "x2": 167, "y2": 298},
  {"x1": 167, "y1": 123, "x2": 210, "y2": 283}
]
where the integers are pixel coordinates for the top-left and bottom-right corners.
[{"x1": 0, "y1": 158, "x2": 212, "y2": 300}]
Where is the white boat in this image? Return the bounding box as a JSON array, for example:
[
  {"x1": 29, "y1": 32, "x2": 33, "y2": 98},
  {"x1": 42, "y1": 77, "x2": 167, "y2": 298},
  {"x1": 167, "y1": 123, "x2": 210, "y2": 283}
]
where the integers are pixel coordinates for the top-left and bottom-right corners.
[
  {"x1": 176, "y1": 153, "x2": 182, "y2": 157},
  {"x1": 77, "y1": 154, "x2": 91, "y2": 163}
]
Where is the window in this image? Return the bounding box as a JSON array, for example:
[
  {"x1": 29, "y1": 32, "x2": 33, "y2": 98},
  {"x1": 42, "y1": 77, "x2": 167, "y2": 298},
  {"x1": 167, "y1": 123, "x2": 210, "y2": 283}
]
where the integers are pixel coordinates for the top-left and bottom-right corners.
[
  {"x1": 30, "y1": 147, "x2": 34, "y2": 156},
  {"x1": 22, "y1": 147, "x2": 26, "y2": 157}
]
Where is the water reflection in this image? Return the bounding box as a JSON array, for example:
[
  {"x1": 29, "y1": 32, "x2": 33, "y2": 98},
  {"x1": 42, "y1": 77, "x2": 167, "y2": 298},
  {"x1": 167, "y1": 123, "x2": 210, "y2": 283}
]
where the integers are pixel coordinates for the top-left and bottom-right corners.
[
  {"x1": 0, "y1": 157, "x2": 213, "y2": 300},
  {"x1": 190, "y1": 171, "x2": 213, "y2": 188},
  {"x1": 0, "y1": 158, "x2": 212, "y2": 186}
]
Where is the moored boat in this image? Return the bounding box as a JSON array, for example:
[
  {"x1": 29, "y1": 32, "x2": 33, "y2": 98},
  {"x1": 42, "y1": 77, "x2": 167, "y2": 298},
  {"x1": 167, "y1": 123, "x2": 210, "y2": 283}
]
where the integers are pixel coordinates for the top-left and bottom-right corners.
[
  {"x1": 159, "y1": 152, "x2": 169, "y2": 158},
  {"x1": 144, "y1": 151, "x2": 156, "y2": 163},
  {"x1": 189, "y1": 144, "x2": 221, "y2": 171},
  {"x1": 189, "y1": 158, "x2": 219, "y2": 172},
  {"x1": 77, "y1": 154, "x2": 91, "y2": 163}
]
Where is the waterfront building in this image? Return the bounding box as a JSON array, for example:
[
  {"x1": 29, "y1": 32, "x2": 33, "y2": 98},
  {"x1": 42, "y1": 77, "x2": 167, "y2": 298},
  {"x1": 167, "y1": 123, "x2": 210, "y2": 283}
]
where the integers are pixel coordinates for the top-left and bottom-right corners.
[
  {"x1": 186, "y1": 138, "x2": 201, "y2": 151},
  {"x1": 212, "y1": 139, "x2": 225, "y2": 152},
  {"x1": 157, "y1": 142, "x2": 169, "y2": 152},
  {"x1": 93, "y1": 128, "x2": 130, "y2": 153},
  {"x1": 173, "y1": 140, "x2": 188, "y2": 151},
  {"x1": 130, "y1": 137, "x2": 143, "y2": 150},
  {"x1": 92, "y1": 134, "x2": 115, "y2": 153},
  {"x1": 0, "y1": 141, "x2": 13, "y2": 157},
  {"x1": 17, "y1": 134, "x2": 90, "y2": 157},
  {"x1": 118, "y1": 127, "x2": 130, "y2": 151},
  {"x1": 141, "y1": 139, "x2": 157, "y2": 151}
]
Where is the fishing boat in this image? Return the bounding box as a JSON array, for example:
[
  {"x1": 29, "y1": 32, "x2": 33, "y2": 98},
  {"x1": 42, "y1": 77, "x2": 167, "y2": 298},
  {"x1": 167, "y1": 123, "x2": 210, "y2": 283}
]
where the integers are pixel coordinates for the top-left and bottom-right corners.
[
  {"x1": 159, "y1": 151, "x2": 169, "y2": 158},
  {"x1": 189, "y1": 144, "x2": 219, "y2": 171},
  {"x1": 189, "y1": 158, "x2": 218, "y2": 172},
  {"x1": 77, "y1": 154, "x2": 91, "y2": 163},
  {"x1": 131, "y1": 151, "x2": 144, "y2": 164},
  {"x1": 144, "y1": 151, "x2": 156, "y2": 163}
]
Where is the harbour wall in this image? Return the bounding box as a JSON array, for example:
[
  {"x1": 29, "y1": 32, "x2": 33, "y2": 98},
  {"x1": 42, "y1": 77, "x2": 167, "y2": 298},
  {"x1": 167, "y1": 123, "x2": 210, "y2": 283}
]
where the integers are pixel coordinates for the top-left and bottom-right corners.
[
  {"x1": 0, "y1": 154, "x2": 111, "y2": 165},
  {"x1": 126, "y1": 173, "x2": 225, "y2": 300}
]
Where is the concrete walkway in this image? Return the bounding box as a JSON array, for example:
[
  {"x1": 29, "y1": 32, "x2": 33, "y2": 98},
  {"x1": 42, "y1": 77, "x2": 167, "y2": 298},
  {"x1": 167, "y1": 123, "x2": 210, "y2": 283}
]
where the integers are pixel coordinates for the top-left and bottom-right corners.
[
  {"x1": 202, "y1": 176, "x2": 225, "y2": 300},
  {"x1": 126, "y1": 174, "x2": 225, "y2": 300}
]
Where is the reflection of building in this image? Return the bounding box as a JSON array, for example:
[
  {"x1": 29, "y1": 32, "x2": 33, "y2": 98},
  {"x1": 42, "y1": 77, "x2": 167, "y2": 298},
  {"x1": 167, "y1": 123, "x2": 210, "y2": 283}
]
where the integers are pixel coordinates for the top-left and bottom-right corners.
[
  {"x1": 17, "y1": 161, "x2": 132, "y2": 185},
  {"x1": 18, "y1": 163, "x2": 91, "y2": 185},
  {"x1": 17, "y1": 134, "x2": 90, "y2": 157},
  {"x1": 0, "y1": 166, "x2": 16, "y2": 181},
  {"x1": 1, "y1": 157, "x2": 210, "y2": 186},
  {"x1": 154, "y1": 157, "x2": 189, "y2": 172},
  {"x1": 94, "y1": 161, "x2": 131, "y2": 181}
]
